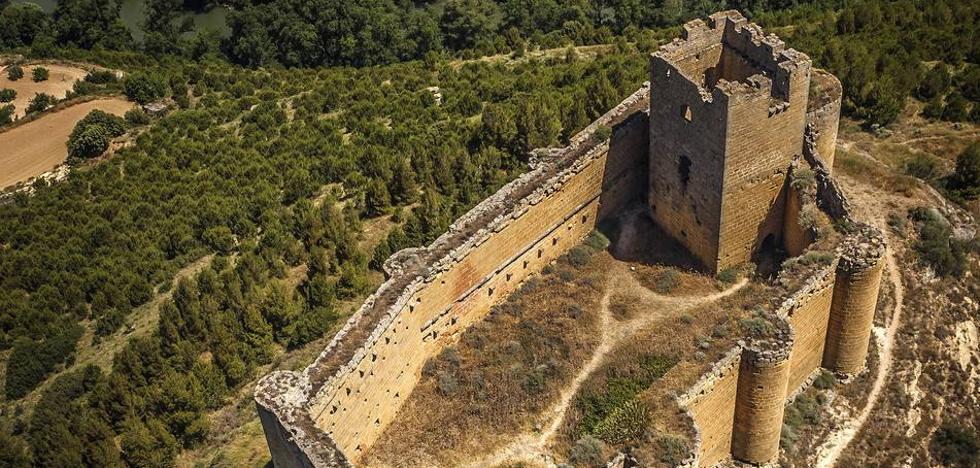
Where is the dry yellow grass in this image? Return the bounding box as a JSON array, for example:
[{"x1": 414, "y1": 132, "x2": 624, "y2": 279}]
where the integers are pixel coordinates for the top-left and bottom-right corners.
[
  {"x1": 0, "y1": 97, "x2": 134, "y2": 189},
  {"x1": 0, "y1": 64, "x2": 88, "y2": 119}
]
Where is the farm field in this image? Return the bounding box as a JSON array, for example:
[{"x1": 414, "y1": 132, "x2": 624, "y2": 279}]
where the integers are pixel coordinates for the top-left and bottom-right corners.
[
  {"x1": 0, "y1": 63, "x2": 88, "y2": 119},
  {"x1": 0, "y1": 97, "x2": 134, "y2": 189}
]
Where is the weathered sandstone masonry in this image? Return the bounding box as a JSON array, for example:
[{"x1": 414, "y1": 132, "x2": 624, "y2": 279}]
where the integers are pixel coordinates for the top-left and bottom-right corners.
[
  {"x1": 256, "y1": 86, "x2": 651, "y2": 467},
  {"x1": 257, "y1": 11, "x2": 879, "y2": 468},
  {"x1": 649, "y1": 11, "x2": 811, "y2": 273}
]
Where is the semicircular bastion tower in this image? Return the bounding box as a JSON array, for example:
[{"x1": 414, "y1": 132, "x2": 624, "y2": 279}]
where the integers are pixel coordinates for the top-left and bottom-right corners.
[{"x1": 256, "y1": 11, "x2": 885, "y2": 468}]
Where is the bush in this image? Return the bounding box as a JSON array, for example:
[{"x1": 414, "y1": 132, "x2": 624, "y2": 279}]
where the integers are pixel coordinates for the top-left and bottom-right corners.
[
  {"x1": 716, "y1": 268, "x2": 738, "y2": 284},
  {"x1": 656, "y1": 435, "x2": 688, "y2": 465},
  {"x1": 903, "y1": 155, "x2": 941, "y2": 181},
  {"x1": 68, "y1": 125, "x2": 110, "y2": 159},
  {"x1": 569, "y1": 435, "x2": 605, "y2": 468},
  {"x1": 948, "y1": 142, "x2": 980, "y2": 202},
  {"x1": 584, "y1": 230, "x2": 610, "y2": 250},
  {"x1": 25, "y1": 92, "x2": 54, "y2": 113},
  {"x1": 6, "y1": 65, "x2": 24, "y2": 81},
  {"x1": 911, "y1": 208, "x2": 971, "y2": 277},
  {"x1": 125, "y1": 107, "x2": 150, "y2": 125},
  {"x1": 85, "y1": 69, "x2": 118, "y2": 84},
  {"x1": 592, "y1": 125, "x2": 612, "y2": 143},
  {"x1": 567, "y1": 246, "x2": 592, "y2": 267},
  {"x1": 930, "y1": 423, "x2": 978, "y2": 467},
  {"x1": 654, "y1": 270, "x2": 679, "y2": 293},
  {"x1": 67, "y1": 110, "x2": 128, "y2": 159},
  {"x1": 0, "y1": 88, "x2": 15, "y2": 102},
  {"x1": 0, "y1": 104, "x2": 14, "y2": 125},
  {"x1": 31, "y1": 67, "x2": 49, "y2": 82},
  {"x1": 592, "y1": 399, "x2": 649, "y2": 444},
  {"x1": 124, "y1": 72, "x2": 168, "y2": 105}
]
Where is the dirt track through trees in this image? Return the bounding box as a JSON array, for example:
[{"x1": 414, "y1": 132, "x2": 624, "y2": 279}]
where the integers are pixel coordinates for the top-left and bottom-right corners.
[
  {"x1": 0, "y1": 97, "x2": 134, "y2": 189},
  {"x1": 465, "y1": 266, "x2": 749, "y2": 468}
]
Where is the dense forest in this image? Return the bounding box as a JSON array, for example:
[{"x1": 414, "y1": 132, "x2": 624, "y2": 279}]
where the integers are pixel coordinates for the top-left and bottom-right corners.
[{"x1": 0, "y1": 0, "x2": 978, "y2": 466}]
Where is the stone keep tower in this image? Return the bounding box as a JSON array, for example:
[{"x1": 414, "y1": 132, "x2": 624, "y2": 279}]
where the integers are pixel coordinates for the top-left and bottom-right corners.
[{"x1": 648, "y1": 11, "x2": 812, "y2": 272}]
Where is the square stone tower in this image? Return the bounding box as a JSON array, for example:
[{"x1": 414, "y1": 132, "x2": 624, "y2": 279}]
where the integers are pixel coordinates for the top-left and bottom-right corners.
[{"x1": 648, "y1": 11, "x2": 812, "y2": 272}]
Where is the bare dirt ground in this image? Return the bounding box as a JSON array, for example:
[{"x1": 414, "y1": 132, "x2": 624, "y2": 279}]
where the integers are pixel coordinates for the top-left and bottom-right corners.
[
  {"x1": 0, "y1": 97, "x2": 134, "y2": 189},
  {"x1": 0, "y1": 64, "x2": 88, "y2": 119}
]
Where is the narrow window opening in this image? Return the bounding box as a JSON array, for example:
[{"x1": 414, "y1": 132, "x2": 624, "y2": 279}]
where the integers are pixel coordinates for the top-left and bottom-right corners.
[
  {"x1": 537, "y1": 249, "x2": 543, "y2": 259},
  {"x1": 552, "y1": 237, "x2": 558, "y2": 246},
  {"x1": 678, "y1": 155, "x2": 692, "y2": 190},
  {"x1": 358, "y1": 370, "x2": 364, "y2": 378},
  {"x1": 523, "y1": 260, "x2": 529, "y2": 269},
  {"x1": 488, "y1": 287, "x2": 494, "y2": 297},
  {"x1": 582, "y1": 215, "x2": 588, "y2": 223},
  {"x1": 346, "y1": 388, "x2": 351, "y2": 396},
  {"x1": 506, "y1": 273, "x2": 512, "y2": 281}
]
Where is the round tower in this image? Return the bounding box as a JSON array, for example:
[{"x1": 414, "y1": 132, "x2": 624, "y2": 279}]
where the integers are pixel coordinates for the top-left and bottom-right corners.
[
  {"x1": 805, "y1": 69, "x2": 842, "y2": 171},
  {"x1": 823, "y1": 227, "x2": 886, "y2": 374},
  {"x1": 732, "y1": 332, "x2": 792, "y2": 464}
]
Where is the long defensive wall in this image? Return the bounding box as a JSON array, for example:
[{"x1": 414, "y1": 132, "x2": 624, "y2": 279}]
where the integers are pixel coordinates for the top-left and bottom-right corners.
[{"x1": 256, "y1": 11, "x2": 884, "y2": 467}]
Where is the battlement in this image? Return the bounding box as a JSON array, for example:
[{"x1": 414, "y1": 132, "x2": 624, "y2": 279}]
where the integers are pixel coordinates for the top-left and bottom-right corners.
[{"x1": 655, "y1": 10, "x2": 811, "y2": 104}]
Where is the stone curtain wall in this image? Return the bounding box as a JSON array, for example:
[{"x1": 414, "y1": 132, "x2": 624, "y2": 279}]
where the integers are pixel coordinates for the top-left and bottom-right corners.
[
  {"x1": 255, "y1": 86, "x2": 651, "y2": 467},
  {"x1": 806, "y1": 70, "x2": 843, "y2": 172},
  {"x1": 679, "y1": 348, "x2": 742, "y2": 466}
]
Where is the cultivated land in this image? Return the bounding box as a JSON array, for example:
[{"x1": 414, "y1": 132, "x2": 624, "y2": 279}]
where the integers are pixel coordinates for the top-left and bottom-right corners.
[
  {"x1": 0, "y1": 97, "x2": 134, "y2": 189},
  {"x1": 0, "y1": 63, "x2": 88, "y2": 119}
]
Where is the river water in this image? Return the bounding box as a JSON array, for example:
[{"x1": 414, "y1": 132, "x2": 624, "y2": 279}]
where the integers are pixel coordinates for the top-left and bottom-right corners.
[{"x1": 10, "y1": 0, "x2": 230, "y2": 42}]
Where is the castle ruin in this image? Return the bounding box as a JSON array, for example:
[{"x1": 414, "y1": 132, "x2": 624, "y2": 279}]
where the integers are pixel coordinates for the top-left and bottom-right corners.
[{"x1": 256, "y1": 11, "x2": 882, "y2": 467}]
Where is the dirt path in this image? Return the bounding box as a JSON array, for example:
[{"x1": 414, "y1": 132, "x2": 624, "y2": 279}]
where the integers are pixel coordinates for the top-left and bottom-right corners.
[
  {"x1": 813, "y1": 222, "x2": 905, "y2": 468},
  {"x1": 465, "y1": 268, "x2": 749, "y2": 468},
  {"x1": 0, "y1": 97, "x2": 134, "y2": 189}
]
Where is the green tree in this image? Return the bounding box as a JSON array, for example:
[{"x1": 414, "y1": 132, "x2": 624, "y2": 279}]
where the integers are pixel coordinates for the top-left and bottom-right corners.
[
  {"x1": 120, "y1": 418, "x2": 179, "y2": 468},
  {"x1": 0, "y1": 2, "x2": 49, "y2": 48},
  {"x1": 941, "y1": 93, "x2": 970, "y2": 122},
  {"x1": 52, "y1": 0, "x2": 130, "y2": 49},
  {"x1": 0, "y1": 88, "x2": 16, "y2": 102},
  {"x1": 6, "y1": 64, "x2": 24, "y2": 80},
  {"x1": 949, "y1": 143, "x2": 980, "y2": 201},
  {"x1": 917, "y1": 64, "x2": 951, "y2": 100},
  {"x1": 0, "y1": 429, "x2": 31, "y2": 468},
  {"x1": 0, "y1": 104, "x2": 13, "y2": 125},
  {"x1": 68, "y1": 125, "x2": 110, "y2": 159},
  {"x1": 124, "y1": 72, "x2": 168, "y2": 105},
  {"x1": 441, "y1": 0, "x2": 502, "y2": 50},
  {"x1": 25, "y1": 92, "x2": 54, "y2": 113},
  {"x1": 364, "y1": 178, "x2": 392, "y2": 217},
  {"x1": 31, "y1": 66, "x2": 49, "y2": 82}
]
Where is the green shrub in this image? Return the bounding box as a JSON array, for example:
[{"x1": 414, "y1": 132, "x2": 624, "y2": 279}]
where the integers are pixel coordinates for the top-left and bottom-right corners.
[
  {"x1": 0, "y1": 88, "x2": 15, "y2": 102},
  {"x1": 910, "y1": 207, "x2": 971, "y2": 277},
  {"x1": 25, "y1": 92, "x2": 55, "y2": 113},
  {"x1": 656, "y1": 435, "x2": 688, "y2": 465},
  {"x1": 592, "y1": 125, "x2": 612, "y2": 143},
  {"x1": 125, "y1": 107, "x2": 150, "y2": 125},
  {"x1": 948, "y1": 142, "x2": 980, "y2": 202},
  {"x1": 903, "y1": 155, "x2": 941, "y2": 181},
  {"x1": 716, "y1": 268, "x2": 738, "y2": 284},
  {"x1": 567, "y1": 246, "x2": 592, "y2": 267},
  {"x1": 31, "y1": 67, "x2": 49, "y2": 82},
  {"x1": 6, "y1": 65, "x2": 24, "y2": 81},
  {"x1": 593, "y1": 399, "x2": 649, "y2": 444},
  {"x1": 930, "y1": 423, "x2": 979, "y2": 467},
  {"x1": 68, "y1": 125, "x2": 110, "y2": 159},
  {"x1": 739, "y1": 315, "x2": 776, "y2": 338},
  {"x1": 84, "y1": 69, "x2": 118, "y2": 84},
  {"x1": 0, "y1": 104, "x2": 13, "y2": 125},
  {"x1": 584, "y1": 230, "x2": 610, "y2": 251},
  {"x1": 568, "y1": 436, "x2": 605, "y2": 468},
  {"x1": 124, "y1": 72, "x2": 168, "y2": 105},
  {"x1": 67, "y1": 110, "x2": 127, "y2": 159}
]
